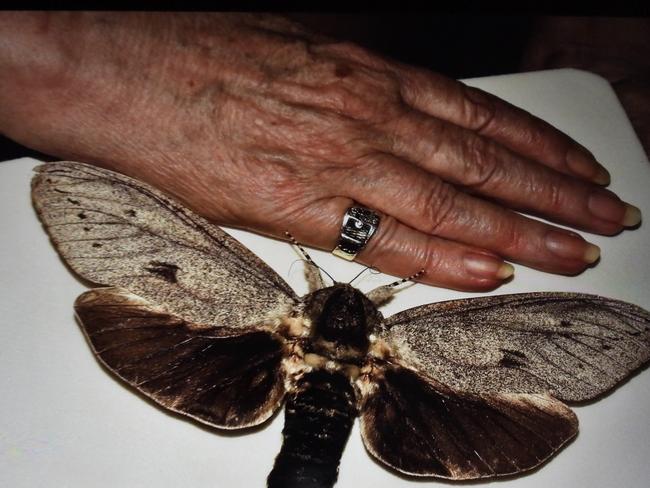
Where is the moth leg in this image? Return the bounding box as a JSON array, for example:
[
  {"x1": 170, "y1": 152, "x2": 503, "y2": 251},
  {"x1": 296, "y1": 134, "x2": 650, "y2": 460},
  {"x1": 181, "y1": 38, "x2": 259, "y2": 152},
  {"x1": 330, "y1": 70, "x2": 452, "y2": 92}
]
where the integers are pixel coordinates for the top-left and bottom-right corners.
[{"x1": 268, "y1": 370, "x2": 356, "y2": 488}]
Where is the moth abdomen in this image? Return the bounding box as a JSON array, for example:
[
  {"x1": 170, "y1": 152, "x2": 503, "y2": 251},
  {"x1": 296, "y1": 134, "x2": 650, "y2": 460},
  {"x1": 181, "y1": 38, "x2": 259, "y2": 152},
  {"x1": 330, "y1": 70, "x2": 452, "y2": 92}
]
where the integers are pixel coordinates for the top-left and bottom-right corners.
[{"x1": 268, "y1": 370, "x2": 356, "y2": 488}]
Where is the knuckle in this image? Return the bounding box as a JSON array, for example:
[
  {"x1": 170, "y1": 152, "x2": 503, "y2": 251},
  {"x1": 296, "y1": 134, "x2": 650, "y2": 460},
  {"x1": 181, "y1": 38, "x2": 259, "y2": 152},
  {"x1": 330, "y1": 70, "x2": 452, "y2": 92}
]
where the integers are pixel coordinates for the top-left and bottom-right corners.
[
  {"x1": 421, "y1": 181, "x2": 458, "y2": 235},
  {"x1": 462, "y1": 85, "x2": 497, "y2": 133},
  {"x1": 542, "y1": 179, "x2": 565, "y2": 214},
  {"x1": 417, "y1": 241, "x2": 444, "y2": 276},
  {"x1": 328, "y1": 84, "x2": 363, "y2": 113},
  {"x1": 525, "y1": 171, "x2": 568, "y2": 216},
  {"x1": 319, "y1": 77, "x2": 396, "y2": 123},
  {"x1": 361, "y1": 215, "x2": 444, "y2": 278},
  {"x1": 462, "y1": 136, "x2": 500, "y2": 189},
  {"x1": 395, "y1": 65, "x2": 438, "y2": 106},
  {"x1": 497, "y1": 221, "x2": 526, "y2": 257},
  {"x1": 381, "y1": 109, "x2": 446, "y2": 162}
]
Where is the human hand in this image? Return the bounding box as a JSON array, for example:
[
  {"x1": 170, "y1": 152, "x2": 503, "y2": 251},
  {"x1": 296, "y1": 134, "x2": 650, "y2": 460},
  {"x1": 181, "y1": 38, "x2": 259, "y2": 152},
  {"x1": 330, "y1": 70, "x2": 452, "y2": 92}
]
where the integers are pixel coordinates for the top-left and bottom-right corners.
[{"x1": 0, "y1": 12, "x2": 642, "y2": 291}]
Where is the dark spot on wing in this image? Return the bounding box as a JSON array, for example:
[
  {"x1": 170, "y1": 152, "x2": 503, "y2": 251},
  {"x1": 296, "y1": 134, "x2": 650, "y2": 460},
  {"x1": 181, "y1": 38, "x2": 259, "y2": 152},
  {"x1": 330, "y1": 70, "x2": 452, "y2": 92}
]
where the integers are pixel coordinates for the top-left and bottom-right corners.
[
  {"x1": 92, "y1": 243, "x2": 102, "y2": 248},
  {"x1": 125, "y1": 209, "x2": 136, "y2": 217},
  {"x1": 83, "y1": 226, "x2": 91, "y2": 232},
  {"x1": 77, "y1": 212, "x2": 87, "y2": 219},
  {"x1": 67, "y1": 197, "x2": 80, "y2": 205},
  {"x1": 145, "y1": 261, "x2": 180, "y2": 283},
  {"x1": 499, "y1": 348, "x2": 527, "y2": 368},
  {"x1": 560, "y1": 320, "x2": 571, "y2": 327}
]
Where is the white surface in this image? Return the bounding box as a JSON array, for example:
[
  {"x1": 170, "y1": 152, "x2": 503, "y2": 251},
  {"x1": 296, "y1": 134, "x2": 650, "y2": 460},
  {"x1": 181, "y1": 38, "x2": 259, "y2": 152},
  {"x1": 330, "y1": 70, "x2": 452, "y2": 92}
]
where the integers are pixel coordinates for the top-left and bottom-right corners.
[{"x1": 1, "y1": 69, "x2": 649, "y2": 487}]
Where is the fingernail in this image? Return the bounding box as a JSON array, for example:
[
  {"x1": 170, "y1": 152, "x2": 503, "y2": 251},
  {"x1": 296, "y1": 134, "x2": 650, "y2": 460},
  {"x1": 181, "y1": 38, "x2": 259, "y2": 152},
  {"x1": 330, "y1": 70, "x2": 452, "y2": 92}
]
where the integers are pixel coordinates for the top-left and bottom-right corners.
[
  {"x1": 588, "y1": 190, "x2": 641, "y2": 227},
  {"x1": 567, "y1": 147, "x2": 610, "y2": 185},
  {"x1": 545, "y1": 230, "x2": 600, "y2": 263},
  {"x1": 593, "y1": 166, "x2": 611, "y2": 185},
  {"x1": 623, "y1": 203, "x2": 642, "y2": 227},
  {"x1": 588, "y1": 190, "x2": 627, "y2": 224},
  {"x1": 464, "y1": 253, "x2": 514, "y2": 280}
]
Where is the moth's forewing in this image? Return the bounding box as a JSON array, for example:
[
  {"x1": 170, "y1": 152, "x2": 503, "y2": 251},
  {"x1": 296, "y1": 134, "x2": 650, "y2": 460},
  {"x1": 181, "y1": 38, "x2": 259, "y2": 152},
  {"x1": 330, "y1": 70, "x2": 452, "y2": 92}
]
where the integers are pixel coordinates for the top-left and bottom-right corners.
[
  {"x1": 31, "y1": 161, "x2": 297, "y2": 330},
  {"x1": 75, "y1": 287, "x2": 287, "y2": 429},
  {"x1": 382, "y1": 293, "x2": 650, "y2": 402},
  {"x1": 359, "y1": 366, "x2": 577, "y2": 480}
]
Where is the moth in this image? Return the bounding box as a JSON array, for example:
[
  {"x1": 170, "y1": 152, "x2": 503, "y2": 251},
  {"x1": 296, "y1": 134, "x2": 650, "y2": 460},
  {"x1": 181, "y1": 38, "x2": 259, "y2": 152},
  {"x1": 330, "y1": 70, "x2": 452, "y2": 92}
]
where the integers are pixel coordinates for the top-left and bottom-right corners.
[{"x1": 32, "y1": 161, "x2": 650, "y2": 488}]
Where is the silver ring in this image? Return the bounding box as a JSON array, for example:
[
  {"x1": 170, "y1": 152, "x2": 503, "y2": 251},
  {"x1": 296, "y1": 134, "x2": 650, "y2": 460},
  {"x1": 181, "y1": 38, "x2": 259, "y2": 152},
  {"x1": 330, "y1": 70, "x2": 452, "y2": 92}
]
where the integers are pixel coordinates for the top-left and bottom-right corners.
[{"x1": 332, "y1": 206, "x2": 380, "y2": 261}]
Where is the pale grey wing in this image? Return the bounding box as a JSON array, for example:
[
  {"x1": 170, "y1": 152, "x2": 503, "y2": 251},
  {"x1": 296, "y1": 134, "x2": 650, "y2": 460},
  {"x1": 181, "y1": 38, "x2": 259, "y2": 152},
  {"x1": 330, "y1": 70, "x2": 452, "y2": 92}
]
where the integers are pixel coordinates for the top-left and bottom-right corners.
[
  {"x1": 75, "y1": 287, "x2": 287, "y2": 429},
  {"x1": 32, "y1": 161, "x2": 297, "y2": 330},
  {"x1": 380, "y1": 292, "x2": 650, "y2": 402}
]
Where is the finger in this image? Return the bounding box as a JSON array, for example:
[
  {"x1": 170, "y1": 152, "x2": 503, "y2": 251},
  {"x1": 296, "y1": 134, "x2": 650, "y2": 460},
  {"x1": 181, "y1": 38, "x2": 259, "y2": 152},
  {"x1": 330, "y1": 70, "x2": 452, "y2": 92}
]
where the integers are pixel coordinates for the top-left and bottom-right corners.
[
  {"x1": 396, "y1": 66, "x2": 612, "y2": 185},
  {"x1": 333, "y1": 153, "x2": 603, "y2": 275},
  {"x1": 382, "y1": 110, "x2": 642, "y2": 234},
  {"x1": 271, "y1": 196, "x2": 513, "y2": 292}
]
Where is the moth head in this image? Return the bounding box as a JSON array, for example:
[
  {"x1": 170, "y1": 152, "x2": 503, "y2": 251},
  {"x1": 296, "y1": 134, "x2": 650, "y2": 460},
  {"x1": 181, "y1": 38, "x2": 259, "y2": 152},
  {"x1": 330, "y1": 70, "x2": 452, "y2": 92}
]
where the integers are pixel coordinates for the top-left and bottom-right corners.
[{"x1": 303, "y1": 283, "x2": 382, "y2": 361}]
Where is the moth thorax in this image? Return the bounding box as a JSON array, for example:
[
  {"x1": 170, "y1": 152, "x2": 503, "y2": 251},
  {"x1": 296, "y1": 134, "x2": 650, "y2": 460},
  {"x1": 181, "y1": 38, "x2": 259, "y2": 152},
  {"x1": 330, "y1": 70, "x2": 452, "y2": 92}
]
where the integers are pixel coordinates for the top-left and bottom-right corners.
[{"x1": 308, "y1": 285, "x2": 371, "y2": 362}]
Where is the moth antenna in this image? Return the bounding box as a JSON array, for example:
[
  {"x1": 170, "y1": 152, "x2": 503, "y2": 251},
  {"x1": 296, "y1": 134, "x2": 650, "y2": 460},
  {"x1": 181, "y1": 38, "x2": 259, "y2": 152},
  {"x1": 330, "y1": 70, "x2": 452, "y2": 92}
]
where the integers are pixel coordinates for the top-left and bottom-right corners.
[
  {"x1": 386, "y1": 269, "x2": 425, "y2": 288},
  {"x1": 348, "y1": 266, "x2": 373, "y2": 285},
  {"x1": 284, "y1": 232, "x2": 335, "y2": 290},
  {"x1": 366, "y1": 269, "x2": 425, "y2": 306}
]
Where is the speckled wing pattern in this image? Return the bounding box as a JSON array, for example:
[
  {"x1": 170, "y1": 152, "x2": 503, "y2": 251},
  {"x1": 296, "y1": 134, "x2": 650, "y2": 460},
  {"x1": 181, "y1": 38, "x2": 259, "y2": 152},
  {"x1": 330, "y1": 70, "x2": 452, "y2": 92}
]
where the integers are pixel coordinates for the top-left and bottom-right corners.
[
  {"x1": 31, "y1": 161, "x2": 297, "y2": 330},
  {"x1": 32, "y1": 161, "x2": 297, "y2": 430},
  {"x1": 360, "y1": 292, "x2": 650, "y2": 479},
  {"x1": 75, "y1": 287, "x2": 286, "y2": 429}
]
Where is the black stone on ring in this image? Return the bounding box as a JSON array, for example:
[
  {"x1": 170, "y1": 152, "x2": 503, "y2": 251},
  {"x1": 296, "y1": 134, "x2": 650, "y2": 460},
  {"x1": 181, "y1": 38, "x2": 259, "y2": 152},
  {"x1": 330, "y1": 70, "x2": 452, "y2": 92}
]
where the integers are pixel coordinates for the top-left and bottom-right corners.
[{"x1": 332, "y1": 206, "x2": 380, "y2": 261}]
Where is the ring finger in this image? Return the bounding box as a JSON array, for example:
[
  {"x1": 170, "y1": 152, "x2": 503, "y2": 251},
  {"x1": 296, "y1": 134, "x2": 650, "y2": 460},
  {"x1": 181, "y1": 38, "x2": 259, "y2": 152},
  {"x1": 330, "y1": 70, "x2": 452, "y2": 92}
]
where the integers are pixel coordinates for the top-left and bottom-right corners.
[
  {"x1": 332, "y1": 153, "x2": 602, "y2": 274},
  {"x1": 274, "y1": 195, "x2": 513, "y2": 292}
]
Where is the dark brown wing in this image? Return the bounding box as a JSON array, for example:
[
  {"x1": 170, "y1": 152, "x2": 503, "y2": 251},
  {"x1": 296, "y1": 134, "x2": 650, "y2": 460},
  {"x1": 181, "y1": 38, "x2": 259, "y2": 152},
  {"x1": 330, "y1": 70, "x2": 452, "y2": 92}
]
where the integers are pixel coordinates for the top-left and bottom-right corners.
[
  {"x1": 380, "y1": 292, "x2": 650, "y2": 402},
  {"x1": 75, "y1": 287, "x2": 286, "y2": 429},
  {"x1": 32, "y1": 161, "x2": 297, "y2": 331},
  {"x1": 359, "y1": 365, "x2": 577, "y2": 480}
]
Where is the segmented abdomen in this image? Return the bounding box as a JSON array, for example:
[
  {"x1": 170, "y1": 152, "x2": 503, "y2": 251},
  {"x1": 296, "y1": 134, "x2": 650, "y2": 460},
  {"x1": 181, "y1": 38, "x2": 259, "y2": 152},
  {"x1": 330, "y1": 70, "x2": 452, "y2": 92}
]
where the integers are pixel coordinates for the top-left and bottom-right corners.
[{"x1": 267, "y1": 370, "x2": 357, "y2": 488}]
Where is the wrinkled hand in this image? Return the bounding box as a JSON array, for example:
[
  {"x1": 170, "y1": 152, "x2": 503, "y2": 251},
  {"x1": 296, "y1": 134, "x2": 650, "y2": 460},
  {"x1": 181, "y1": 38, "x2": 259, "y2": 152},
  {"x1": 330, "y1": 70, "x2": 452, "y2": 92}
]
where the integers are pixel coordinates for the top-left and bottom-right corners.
[{"x1": 0, "y1": 12, "x2": 642, "y2": 291}]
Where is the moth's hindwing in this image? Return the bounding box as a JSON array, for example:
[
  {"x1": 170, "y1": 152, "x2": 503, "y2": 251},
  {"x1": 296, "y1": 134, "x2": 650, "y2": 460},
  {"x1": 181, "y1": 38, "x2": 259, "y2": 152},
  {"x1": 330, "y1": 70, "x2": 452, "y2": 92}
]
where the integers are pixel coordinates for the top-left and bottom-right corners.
[
  {"x1": 359, "y1": 365, "x2": 577, "y2": 479},
  {"x1": 31, "y1": 161, "x2": 297, "y2": 330},
  {"x1": 75, "y1": 287, "x2": 287, "y2": 429},
  {"x1": 382, "y1": 292, "x2": 650, "y2": 402},
  {"x1": 359, "y1": 291, "x2": 650, "y2": 479}
]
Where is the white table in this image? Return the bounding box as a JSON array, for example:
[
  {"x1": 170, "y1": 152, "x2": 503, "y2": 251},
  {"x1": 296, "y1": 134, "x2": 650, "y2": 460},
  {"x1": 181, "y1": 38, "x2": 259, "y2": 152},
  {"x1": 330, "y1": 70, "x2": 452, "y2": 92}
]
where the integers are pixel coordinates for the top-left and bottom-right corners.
[{"x1": 1, "y1": 69, "x2": 649, "y2": 487}]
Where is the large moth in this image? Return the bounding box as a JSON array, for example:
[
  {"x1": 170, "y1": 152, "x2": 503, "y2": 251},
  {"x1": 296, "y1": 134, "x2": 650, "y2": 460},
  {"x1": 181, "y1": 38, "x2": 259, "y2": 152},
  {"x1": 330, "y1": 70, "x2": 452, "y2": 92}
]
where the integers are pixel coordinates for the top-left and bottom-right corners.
[{"x1": 32, "y1": 161, "x2": 650, "y2": 488}]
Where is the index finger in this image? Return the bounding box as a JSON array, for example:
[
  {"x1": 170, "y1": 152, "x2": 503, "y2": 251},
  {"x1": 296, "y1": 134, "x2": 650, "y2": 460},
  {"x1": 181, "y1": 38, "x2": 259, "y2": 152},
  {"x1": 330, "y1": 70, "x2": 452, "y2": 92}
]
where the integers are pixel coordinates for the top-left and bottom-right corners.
[{"x1": 396, "y1": 66, "x2": 611, "y2": 185}]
